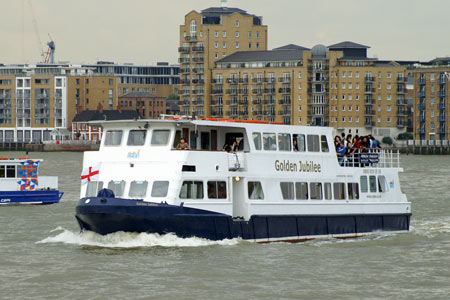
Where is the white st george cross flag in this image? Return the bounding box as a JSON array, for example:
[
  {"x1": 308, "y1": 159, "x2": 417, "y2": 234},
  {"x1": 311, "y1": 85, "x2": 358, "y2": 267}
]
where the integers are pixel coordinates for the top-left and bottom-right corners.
[{"x1": 80, "y1": 164, "x2": 100, "y2": 185}]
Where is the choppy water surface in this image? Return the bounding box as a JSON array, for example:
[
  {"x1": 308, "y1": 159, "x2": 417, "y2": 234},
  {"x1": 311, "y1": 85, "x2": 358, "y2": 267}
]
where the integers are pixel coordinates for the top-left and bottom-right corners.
[{"x1": 0, "y1": 152, "x2": 449, "y2": 300}]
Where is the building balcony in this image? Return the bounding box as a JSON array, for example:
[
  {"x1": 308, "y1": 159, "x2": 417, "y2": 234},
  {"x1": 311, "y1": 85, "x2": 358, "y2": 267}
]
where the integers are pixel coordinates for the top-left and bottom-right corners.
[
  {"x1": 264, "y1": 88, "x2": 275, "y2": 94},
  {"x1": 397, "y1": 99, "x2": 407, "y2": 106},
  {"x1": 252, "y1": 99, "x2": 262, "y2": 105},
  {"x1": 210, "y1": 100, "x2": 223, "y2": 106},
  {"x1": 192, "y1": 46, "x2": 204, "y2": 52},
  {"x1": 181, "y1": 90, "x2": 190, "y2": 96},
  {"x1": 253, "y1": 111, "x2": 263, "y2": 117},
  {"x1": 438, "y1": 115, "x2": 446, "y2": 122},
  {"x1": 365, "y1": 76, "x2": 375, "y2": 82},
  {"x1": 252, "y1": 78, "x2": 266, "y2": 83},
  {"x1": 278, "y1": 110, "x2": 291, "y2": 116},
  {"x1": 226, "y1": 78, "x2": 239, "y2": 84},
  {"x1": 396, "y1": 89, "x2": 406, "y2": 94},
  {"x1": 192, "y1": 68, "x2": 204, "y2": 74},
  {"x1": 364, "y1": 99, "x2": 375, "y2": 105},
  {"x1": 181, "y1": 100, "x2": 190, "y2": 106},
  {"x1": 439, "y1": 102, "x2": 446, "y2": 110},
  {"x1": 210, "y1": 89, "x2": 223, "y2": 95},
  {"x1": 278, "y1": 88, "x2": 291, "y2": 94},
  {"x1": 438, "y1": 127, "x2": 446, "y2": 134},
  {"x1": 397, "y1": 109, "x2": 407, "y2": 116},
  {"x1": 192, "y1": 79, "x2": 205, "y2": 85},
  {"x1": 178, "y1": 58, "x2": 190, "y2": 64},
  {"x1": 419, "y1": 91, "x2": 426, "y2": 98},
  {"x1": 226, "y1": 89, "x2": 238, "y2": 95},
  {"x1": 239, "y1": 89, "x2": 249, "y2": 95},
  {"x1": 226, "y1": 100, "x2": 238, "y2": 106},
  {"x1": 239, "y1": 100, "x2": 248, "y2": 105},
  {"x1": 192, "y1": 90, "x2": 204, "y2": 95},
  {"x1": 278, "y1": 77, "x2": 291, "y2": 83},
  {"x1": 397, "y1": 76, "x2": 405, "y2": 82},
  {"x1": 192, "y1": 57, "x2": 204, "y2": 63},
  {"x1": 252, "y1": 89, "x2": 263, "y2": 95},
  {"x1": 211, "y1": 111, "x2": 223, "y2": 117},
  {"x1": 185, "y1": 35, "x2": 197, "y2": 42},
  {"x1": 418, "y1": 115, "x2": 426, "y2": 123},
  {"x1": 211, "y1": 79, "x2": 223, "y2": 84},
  {"x1": 263, "y1": 111, "x2": 275, "y2": 116},
  {"x1": 193, "y1": 101, "x2": 204, "y2": 106},
  {"x1": 364, "y1": 121, "x2": 375, "y2": 127},
  {"x1": 439, "y1": 77, "x2": 446, "y2": 85},
  {"x1": 178, "y1": 47, "x2": 190, "y2": 53},
  {"x1": 365, "y1": 110, "x2": 376, "y2": 116},
  {"x1": 364, "y1": 88, "x2": 375, "y2": 94},
  {"x1": 418, "y1": 128, "x2": 426, "y2": 135},
  {"x1": 418, "y1": 103, "x2": 426, "y2": 110},
  {"x1": 418, "y1": 78, "x2": 426, "y2": 85},
  {"x1": 239, "y1": 111, "x2": 249, "y2": 116},
  {"x1": 278, "y1": 99, "x2": 291, "y2": 105},
  {"x1": 180, "y1": 68, "x2": 190, "y2": 74},
  {"x1": 439, "y1": 90, "x2": 446, "y2": 97},
  {"x1": 263, "y1": 99, "x2": 276, "y2": 105},
  {"x1": 54, "y1": 102, "x2": 62, "y2": 109},
  {"x1": 397, "y1": 120, "x2": 406, "y2": 128},
  {"x1": 239, "y1": 78, "x2": 249, "y2": 84}
]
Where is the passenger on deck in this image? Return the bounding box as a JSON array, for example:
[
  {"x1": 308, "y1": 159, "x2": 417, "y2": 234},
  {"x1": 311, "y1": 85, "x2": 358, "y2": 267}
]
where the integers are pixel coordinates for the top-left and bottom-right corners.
[
  {"x1": 231, "y1": 140, "x2": 239, "y2": 153},
  {"x1": 336, "y1": 141, "x2": 346, "y2": 166},
  {"x1": 293, "y1": 139, "x2": 299, "y2": 152},
  {"x1": 176, "y1": 138, "x2": 189, "y2": 150},
  {"x1": 222, "y1": 141, "x2": 232, "y2": 152}
]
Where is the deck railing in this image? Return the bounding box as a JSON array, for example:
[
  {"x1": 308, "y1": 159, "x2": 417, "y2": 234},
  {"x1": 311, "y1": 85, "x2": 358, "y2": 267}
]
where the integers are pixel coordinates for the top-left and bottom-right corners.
[{"x1": 337, "y1": 148, "x2": 400, "y2": 168}]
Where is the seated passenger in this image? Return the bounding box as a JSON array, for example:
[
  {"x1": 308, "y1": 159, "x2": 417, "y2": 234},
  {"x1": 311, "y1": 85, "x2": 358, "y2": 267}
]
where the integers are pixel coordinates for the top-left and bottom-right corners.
[
  {"x1": 230, "y1": 140, "x2": 239, "y2": 153},
  {"x1": 222, "y1": 141, "x2": 231, "y2": 152},
  {"x1": 176, "y1": 138, "x2": 189, "y2": 150}
]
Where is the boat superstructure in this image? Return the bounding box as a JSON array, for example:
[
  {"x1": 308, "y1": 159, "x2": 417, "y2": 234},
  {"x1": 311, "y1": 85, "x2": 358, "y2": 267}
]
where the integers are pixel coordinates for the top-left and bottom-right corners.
[
  {"x1": 0, "y1": 157, "x2": 63, "y2": 205},
  {"x1": 75, "y1": 118, "x2": 410, "y2": 242}
]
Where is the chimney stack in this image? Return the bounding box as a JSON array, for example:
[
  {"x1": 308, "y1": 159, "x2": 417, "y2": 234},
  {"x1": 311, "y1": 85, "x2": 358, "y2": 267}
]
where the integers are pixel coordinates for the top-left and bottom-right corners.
[{"x1": 97, "y1": 102, "x2": 103, "y2": 113}]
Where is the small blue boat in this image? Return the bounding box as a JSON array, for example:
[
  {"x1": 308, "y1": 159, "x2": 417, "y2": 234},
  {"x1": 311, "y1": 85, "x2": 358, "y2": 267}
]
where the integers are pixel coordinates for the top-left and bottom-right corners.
[{"x1": 0, "y1": 157, "x2": 63, "y2": 205}]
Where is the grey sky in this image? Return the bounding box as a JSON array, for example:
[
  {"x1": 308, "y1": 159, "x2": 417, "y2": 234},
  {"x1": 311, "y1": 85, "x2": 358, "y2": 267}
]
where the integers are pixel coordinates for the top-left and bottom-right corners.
[{"x1": 1, "y1": 0, "x2": 449, "y2": 65}]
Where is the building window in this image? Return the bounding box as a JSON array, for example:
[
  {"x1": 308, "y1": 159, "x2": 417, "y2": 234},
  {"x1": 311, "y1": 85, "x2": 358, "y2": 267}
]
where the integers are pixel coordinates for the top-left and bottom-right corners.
[
  {"x1": 387, "y1": 84, "x2": 391, "y2": 90},
  {"x1": 235, "y1": 42, "x2": 239, "y2": 49},
  {"x1": 215, "y1": 53, "x2": 218, "y2": 59},
  {"x1": 387, "y1": 117, "x2": 391, "y2": 123},
  {"x1": 235, "y1": 31, "x2": 239, "y2": 38},
  {"x1": 235, "y1": 20, "x2": 239, "y2": 27},
  {"x1": 222, "y1": 31, "x2": 227, "y2": 37},
  {"x1": 387, "y1": 72, "x2": 392, "y2": 78},
  {"x1": 248, "y1": 32, "x2": 252, "y2": 38},
  {"x1": 190, "y1": 20, "x2": 196, "y2": 36},
  {"x1": 256, "y1": 43, "x2": 259, "y2": 49},
  {"x1": 223, "y1": 42, "x2": 227, "y2": 49},
  {"x1": 256, "y1": 32, "x2": 260, "y2": 38},
  {"x1": 248, "y1": 43, "x2": 252, "y2": 49},
  {"x1": 215, "y1": 42, "x2": 218, "y2": 48},
  {"x1": 387, "y1": 106, "x2": 391, "y2": 112},
  {"x1": 215, "y1": 31, "x2": 219, "y2": 37}
]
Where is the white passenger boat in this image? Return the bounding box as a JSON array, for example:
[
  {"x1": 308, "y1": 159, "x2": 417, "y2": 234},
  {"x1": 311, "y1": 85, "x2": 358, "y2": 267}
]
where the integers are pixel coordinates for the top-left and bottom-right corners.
[
  {"x1": 0, "y1": 157, "x2": 63, "y2": 205},
  {"x1": 75, "y1": 117, "x2": 411, "y2": 242}
]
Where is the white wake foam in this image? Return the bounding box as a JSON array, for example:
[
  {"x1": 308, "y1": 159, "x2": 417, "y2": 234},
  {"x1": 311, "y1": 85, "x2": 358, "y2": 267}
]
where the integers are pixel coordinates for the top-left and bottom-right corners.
[{"x1": 37, "y1": 227, "x2": 241, "y2": 248}]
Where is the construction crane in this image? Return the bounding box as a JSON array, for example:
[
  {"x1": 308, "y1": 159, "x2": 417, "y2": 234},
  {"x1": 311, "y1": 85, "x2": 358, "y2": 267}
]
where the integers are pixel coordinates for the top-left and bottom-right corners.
[{"x1": 27, "y1": 0, "x2": 55, "y2": 63}]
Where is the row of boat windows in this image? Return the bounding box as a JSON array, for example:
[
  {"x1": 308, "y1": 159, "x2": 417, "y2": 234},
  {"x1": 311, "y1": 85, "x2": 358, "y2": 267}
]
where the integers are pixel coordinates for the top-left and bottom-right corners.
[
  {"x1": 86, "y1": 176, "x2": 388, "y2": 201},
  {"x1": 0, "y1": 165, "x2": 18, "y2": 178},
  {"x1": 252, "y1": 133, "x2": 329, "y2": 152},
  {"x1": 103, "y1": 128, "x2": 330, "y2": 153}
]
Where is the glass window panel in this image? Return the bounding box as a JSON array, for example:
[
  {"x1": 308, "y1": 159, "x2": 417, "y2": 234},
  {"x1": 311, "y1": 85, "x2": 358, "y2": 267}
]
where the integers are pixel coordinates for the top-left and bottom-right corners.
[
  {"x1": 324, "y1": 183, "x2": 332, "y2": 200},
  {"x1": 295, "y1": 182, "x2": 308, "y2": 200},
  {"x1": 104, "y1": 130, "x2": 123, "y2": 146},
  {"x1": 321, "y1": 135, "x2": 329, "y2": 152},
  {"x1": 333, "y1": 182, "x2": 346, "y2": 200},
  {"x1": 280, "y1": 182, "x2": 294, "y2": 200},
  {"x1": 173, "y1": 130, "x2": 181, "y2": 148},
  {"x1": 263, "y1": 133, "x2": 276, "y2": 151},
  {"x1": 151, "y1": 181, "x2": 169, "y2": 197},
  {"x1": 278, "y1": 133, "x2": 291, "y2": 151},
  {"x1": 179, "y1": 181, "x2": 203, "y2": 199},
  {"x1": 378, "y1": 176, "x2": 388, "y2": 193},
  {"x1": 347, "y1": 183, "x2": 359, "y2": 200},
  {"x1": 252, "y1": 132, "x2": 262, "y2": 150},
  {"x1": 127, "y1": 130, "x2": 146, "y2": 146},
  {"x1": 207, "y1": 181, "x2": 217, "y2": 198},
  {"x1": 107, "y1": 180, "x2": 126, "y2": 197},
  {"x1": 151, "y1": 130, "x2": 170, "y2": 145},
  {"x1": 0, "y1": 165, "x2": 5, "y2": 178},
  {"x1": 6, "y1": 165, "x2": 15, "y2": 178},
  {"x1": 307, "y1": 135, "x2": 320, "y2": 152},
  {"x1": 310, "y1": 182, "x2": 323, "y2": 200},
  {"x1": 129, "y1": 181, "x2": 148, "y2": 197},
  {"x1": 369, "y1": 176, "x2": 377, "y2": 192},
  {"x1": 360, "y1": 176, "x2": 368, "y2": 193},
  {"x1": 248, "y1": 181, "x2": 264, "y2": 199},
  {"x1": 294, "y1": 134, "x2": 306, "y2": 152},
  {"x1": 217, "y1": 181, "x2": 227, "y2": 199},
  {"x1": 86, "y1": 181, "x2": 104, "y2": 197}
]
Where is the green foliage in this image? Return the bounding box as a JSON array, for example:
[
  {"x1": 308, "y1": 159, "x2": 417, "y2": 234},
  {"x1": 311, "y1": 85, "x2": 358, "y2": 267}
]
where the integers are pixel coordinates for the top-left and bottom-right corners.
[
  {"x1": 397, "y1": 132, "x2": 413, "y2": 140},
  {"x1": 167, "y1": 94, "x2": 180, "y2": 100},
  {"x1": 382, "y1": 136, "x2": 393, "y2": 145}
]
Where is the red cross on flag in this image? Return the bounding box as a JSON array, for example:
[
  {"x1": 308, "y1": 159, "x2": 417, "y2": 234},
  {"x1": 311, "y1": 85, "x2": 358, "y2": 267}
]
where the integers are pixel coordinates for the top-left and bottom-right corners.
[{"x1": 81, "y1": 165, "x2": 100, "y2": 185}]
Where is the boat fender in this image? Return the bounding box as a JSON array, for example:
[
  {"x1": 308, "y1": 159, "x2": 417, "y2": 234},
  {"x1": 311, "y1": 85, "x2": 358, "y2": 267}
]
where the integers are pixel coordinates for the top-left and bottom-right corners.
[{"x1": 97, "y1": 188, "x2": 115, "y2": 198}]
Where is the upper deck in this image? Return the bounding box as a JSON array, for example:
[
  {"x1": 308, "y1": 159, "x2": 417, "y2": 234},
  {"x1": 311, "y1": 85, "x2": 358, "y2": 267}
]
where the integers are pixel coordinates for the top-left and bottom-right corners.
[{"x1": 88, "y1": 117, "x2": 400, "y2": 170}]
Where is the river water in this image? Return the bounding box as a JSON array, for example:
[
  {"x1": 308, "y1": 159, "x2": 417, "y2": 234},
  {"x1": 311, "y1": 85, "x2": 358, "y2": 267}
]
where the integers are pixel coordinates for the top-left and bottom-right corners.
[{"x1": 0, "y1": 151, "x2": 449, "y2": 300}]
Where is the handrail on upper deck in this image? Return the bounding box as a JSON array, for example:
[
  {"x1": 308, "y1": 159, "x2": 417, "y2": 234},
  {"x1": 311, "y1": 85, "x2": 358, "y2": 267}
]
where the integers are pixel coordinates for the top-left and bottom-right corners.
[{"x1": 337, "y1": 148, "x2": 400, "y2": 168}]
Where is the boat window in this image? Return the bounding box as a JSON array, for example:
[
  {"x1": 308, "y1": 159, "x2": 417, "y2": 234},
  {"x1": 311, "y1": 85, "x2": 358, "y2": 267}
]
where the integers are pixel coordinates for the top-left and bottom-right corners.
[
  {"x1": 347, "y1": 183, "x2": 359, "y2": 200},
  {"x1": 200, "y1": 132, "x2": 210, "y2": 150},
  {"x1": 207, "y1": 181, "x2": 227, "y2": 199},
  {"x1": 324, "y1": 182, "x2": 332, "y2": 200},
  {"x1": 295, "y1": 182, "x2": 308, "y2": 200},
  {"x1": 128, "y1": 181, "x2": 148, "y2": 197},
  {"x1": 310, "y1": 182, "x2": 323, "y2": 200},
  {"x1": 225, "y1": 133, "x2": 244, "y2": 151},
  {"x1": 151, "y1": 130, "x2": 170, "y2": 146},
  {"x1": 6, "y1": 165, "x2": 16, "y2": 178},
  {"x1": 151, "y1": 181, "x2": 169, "y2": 197},
  {"x1": 107, "y1": 180, "x2": 126, "y2": 197},
  {"x1": 280, "y1": 182, "x2": 294, "y2": 200},
  {"x1": 333, "y1": 182, "x2": 346, "y2": 200},
  {"x1": 293, "y1": 134, "x2": 306, "y2": 152},
  {"x1": 263, "y1": 133, "x2": 276, "y2": 151},
  {"x1": 86, "y1": 181, "x2": 104, "y2": 197},
  {"x1": 360, "y1": 176, "x2": 368, "y2": 193},
  {"x1": 0, "y1": 165, "x2": 5, "y2": 178},
  {"x1": 179, "y1": 181, "x2": 203, "y2": 199},
  {"x1": 321, "y1": 135, "x2": 329, "y2": 152},
  {"x1": 378, "y1": 176, "x2": 388, "y2": 193},
  {"x1": 248, "y1": 181, "x2": 264, "y2": 199},
  {"x1": 173, "y1": 130, "x2": 182, "y2": 148},
  {"x1": 307, "y1": 135, "x2": 320, "y2": 152},
  {"x1": 104, "y1": 130, "x2": 123, "y2": 146},
  {"x1": 127, "y1": 130, "x2": 147, "y2": 146},
  {"x1": 252, "y1": 132, "x2": 262, "y2": 150},
  {"x1": 369, "y1": 176, "x2": 377, "y2": 193},
  {"x1": 190, "y1": 131, "x2": 198, "y2": 149},
  {"x1": 278, "y1": 133, "x2": 291, "y2": 151}
]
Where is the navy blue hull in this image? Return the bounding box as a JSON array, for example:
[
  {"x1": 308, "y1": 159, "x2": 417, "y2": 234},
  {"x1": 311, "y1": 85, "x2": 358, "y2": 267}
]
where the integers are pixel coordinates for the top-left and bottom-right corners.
[
  {"x1": 0, "y1": 190, "x2": 63, "y2": 205},
  {"x1": 75, "y1": 197, "x2": 411, "y2": 241}
]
